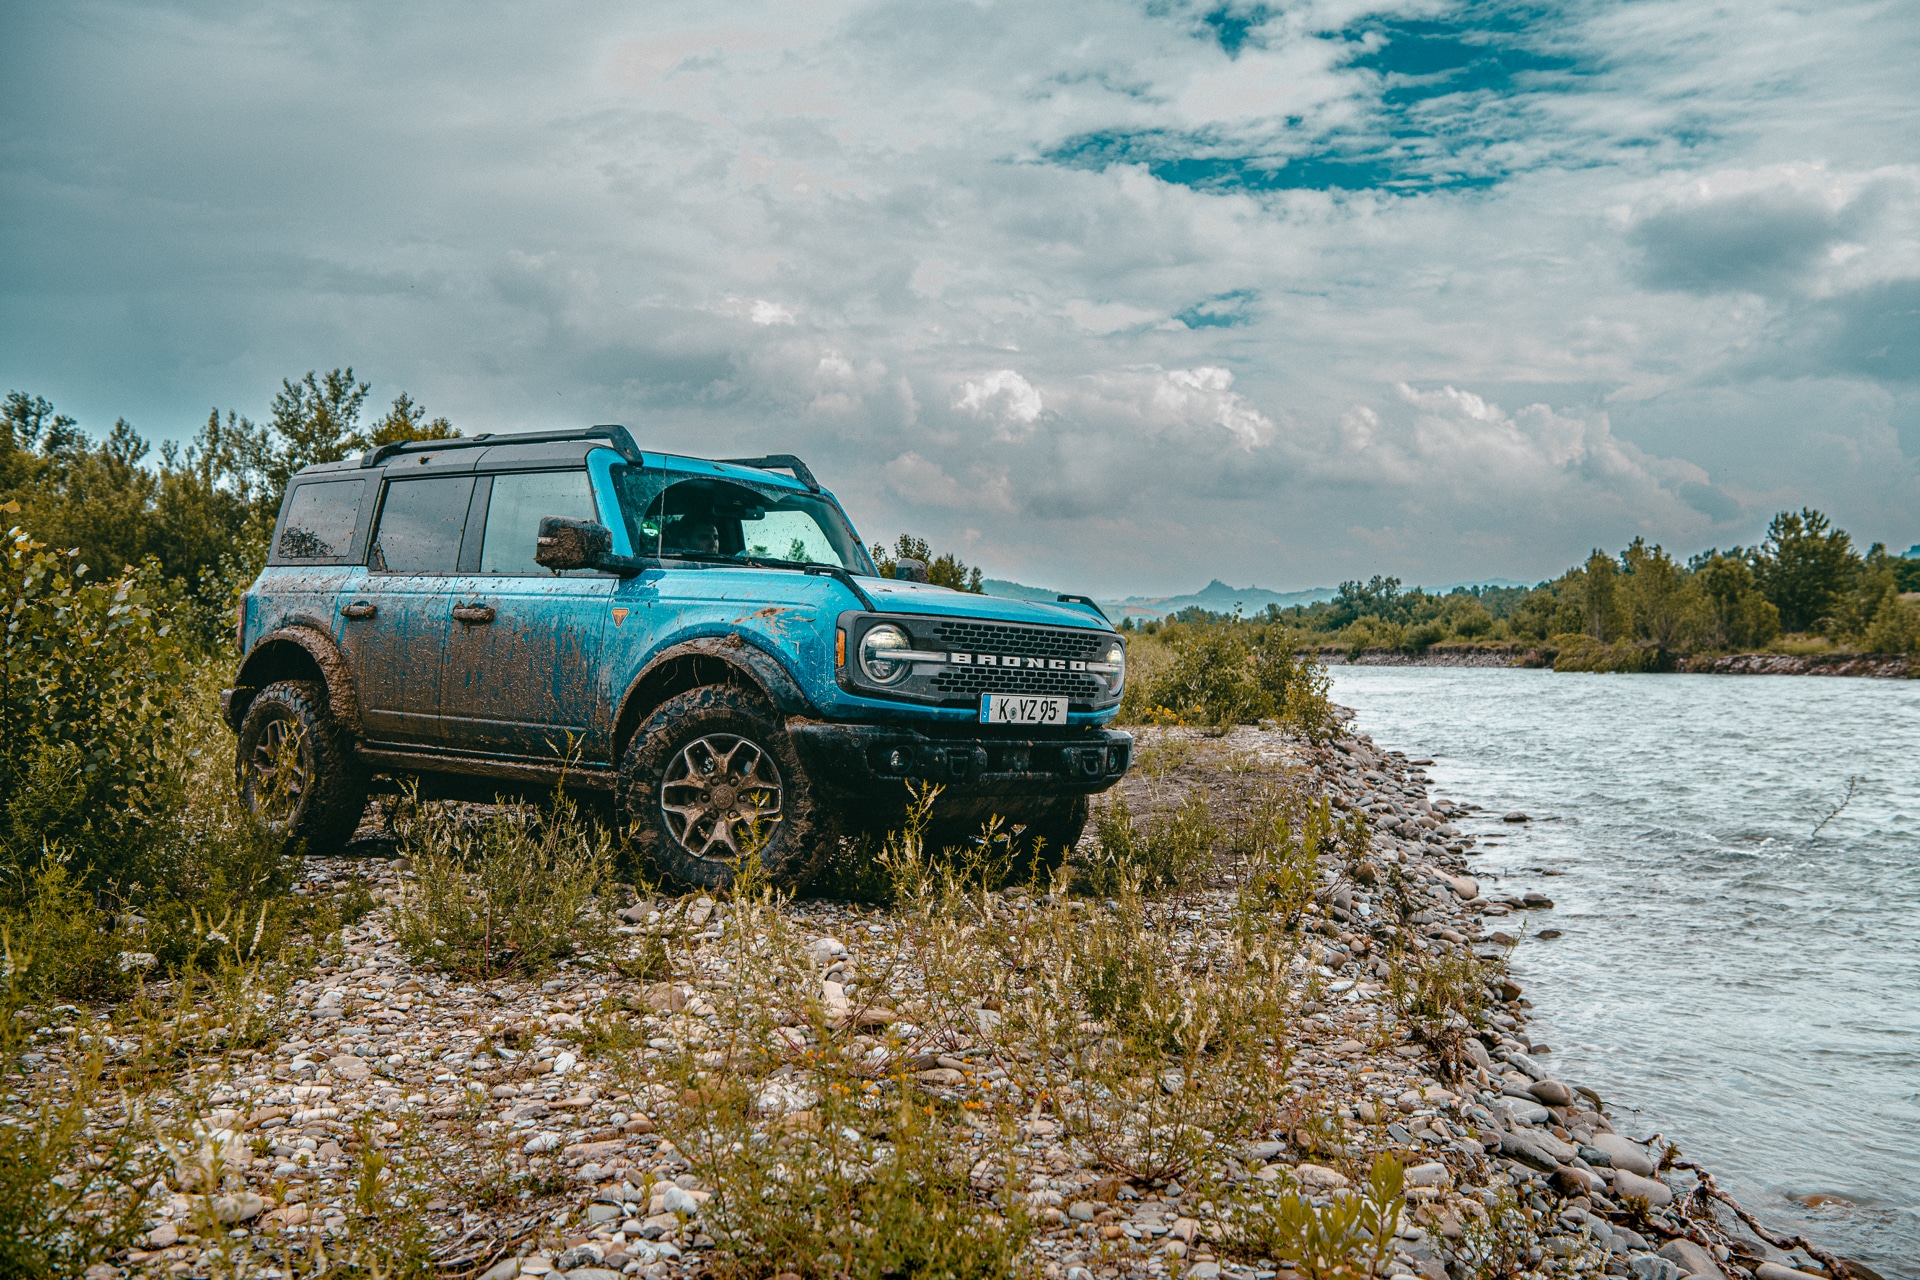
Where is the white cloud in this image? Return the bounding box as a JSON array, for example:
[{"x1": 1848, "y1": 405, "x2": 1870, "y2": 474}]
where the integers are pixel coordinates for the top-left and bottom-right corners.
[
  {"x1": 1, "y1": 0, "x2": 1916, "y2": 593},
  {"x1": 952, "y1": 370, "x2": 1044, "y2": 440}
]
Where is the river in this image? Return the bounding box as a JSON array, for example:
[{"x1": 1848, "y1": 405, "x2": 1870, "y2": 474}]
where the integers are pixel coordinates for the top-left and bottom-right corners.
[{"x1": 1325, "y1": 665, "x2": 1920, "y2": 1275}]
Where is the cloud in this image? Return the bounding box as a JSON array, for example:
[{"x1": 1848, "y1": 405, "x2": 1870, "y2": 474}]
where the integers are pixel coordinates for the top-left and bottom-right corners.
[
  {"x1": 952, "y1": 370, "x2": 1044, "y2": 440},
  {"x1": 0, "y1": 0, "x2": 1916, "y2": 593}
]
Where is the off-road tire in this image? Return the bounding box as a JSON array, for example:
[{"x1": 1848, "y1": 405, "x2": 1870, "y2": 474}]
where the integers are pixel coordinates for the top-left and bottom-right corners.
[
  {"x1": 619, "y1": 684, "x2": 834, "y2": 891},
  {"x1": 234, "y1": 680, "x2": 369, "y2": 856}
]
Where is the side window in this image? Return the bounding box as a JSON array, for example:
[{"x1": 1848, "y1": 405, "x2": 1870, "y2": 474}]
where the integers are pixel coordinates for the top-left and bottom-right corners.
[
  {"x1": 276, "y1": 479, "x2": 368, "y2": 562},
  {"x1": 369, "y1": 476, "x2": 476, "y2": 574},
  {"x1": 479, "y1": 470, "x2": 598, "y2": 574},
  {"x1": 743, "y1": 508, "x2": 844, "y2": 566}
]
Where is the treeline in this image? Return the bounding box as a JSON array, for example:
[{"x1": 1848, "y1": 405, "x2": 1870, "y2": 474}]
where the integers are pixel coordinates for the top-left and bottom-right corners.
[
  {"x1": 1125, "y1": 510, "x2": 1920, "y2": 664},
  {"x1": 1, "y1": 372, "x2": 457, "y2": 645}
]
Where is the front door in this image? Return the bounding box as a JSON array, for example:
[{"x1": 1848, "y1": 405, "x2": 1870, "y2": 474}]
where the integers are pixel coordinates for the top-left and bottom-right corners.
[
  {"x1": 336, "y1": 473, "x2": 476, "y2": 745},
  {"x1": 438, "y1": 469, "x2": 613, "y2": 761}
]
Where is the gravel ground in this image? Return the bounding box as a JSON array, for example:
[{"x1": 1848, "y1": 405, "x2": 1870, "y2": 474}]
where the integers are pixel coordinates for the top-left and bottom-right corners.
[{"x1": 38, "y1": 719, "x2": 1867, "y2": 1280}]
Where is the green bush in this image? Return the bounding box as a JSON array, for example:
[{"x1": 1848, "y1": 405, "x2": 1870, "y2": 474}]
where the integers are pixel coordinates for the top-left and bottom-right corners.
[
  {"x1": 1547, "y1": 633, "x2": 1666, "y2": 673},
  {"x1": 1, "y1": 515, "x2": 195, "y2": 896},
  {"x1": 1082, "y1": 793, "x2": 1219, "y2": 896},
  {"x1": 390, "y1": 796, "x2": 617, "y2": 979},
  {"x1": 1223, "y1": 1152, "x2": 1405, "y2": 1279},
  {"x1": 1125, "y1": 624, "x2": 1334, "y2": 736}
]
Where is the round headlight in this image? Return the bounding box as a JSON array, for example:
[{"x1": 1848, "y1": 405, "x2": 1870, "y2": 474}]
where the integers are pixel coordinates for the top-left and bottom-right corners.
[
  {"x1": 1103, "y1": 642, "x2": 1126, "y2": 694},
  {"x1": 859, "y1": 624, "x2": 913, "y2": 685}
]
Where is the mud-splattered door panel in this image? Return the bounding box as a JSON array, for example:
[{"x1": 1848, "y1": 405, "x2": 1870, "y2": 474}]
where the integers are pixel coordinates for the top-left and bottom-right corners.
[
  {"x1": 437, "y1": 469, "x2": 612, "y2": 759},
  {"x1": 340, "y1": 475, "x2": 475, "y2": 743}
]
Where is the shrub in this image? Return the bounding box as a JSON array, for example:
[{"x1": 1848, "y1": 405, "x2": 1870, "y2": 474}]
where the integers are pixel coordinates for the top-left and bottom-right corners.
[
  {"x1": 390, "y1": 795, "x2": 617, "y2": 979},
  {"x1": 1082, "y1": 794, "x2": 1219, "y2": 896},
  {"x1": 1861, "y1": 586, "x2": 1920, "y2": 655},
  {"x1": 1, "y1": 515, "x2": 194, "y2": 897},
  {"x1": 1222, "y1": 1152, "x2": 1406, "y2": 1279},
  {"x1": 1126, "y1": 624, "x2": 1335, "y2": 736},
  {"x1": 1547, "y1": 633, "x2": 1666, "y2": 673}
]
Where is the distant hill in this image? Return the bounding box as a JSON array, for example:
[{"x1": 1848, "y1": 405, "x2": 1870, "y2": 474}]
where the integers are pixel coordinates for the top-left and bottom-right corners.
[{"x1": 983, "y1": 575, "x2": 1541, "y2": 621}]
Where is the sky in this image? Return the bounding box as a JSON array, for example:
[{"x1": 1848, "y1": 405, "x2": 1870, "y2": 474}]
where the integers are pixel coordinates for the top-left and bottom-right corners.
[{"x1": 3, "y1": 0, "x2": 1917, "y2": 595}]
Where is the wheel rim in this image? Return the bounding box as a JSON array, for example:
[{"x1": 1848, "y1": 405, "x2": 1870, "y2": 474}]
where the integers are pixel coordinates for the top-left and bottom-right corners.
[
  {"x1": 247, "y1": 714, "x2": 310, "y2": 829},
  {"x1": 659, "y1": 733, "x2": 784, "y2": 862}
]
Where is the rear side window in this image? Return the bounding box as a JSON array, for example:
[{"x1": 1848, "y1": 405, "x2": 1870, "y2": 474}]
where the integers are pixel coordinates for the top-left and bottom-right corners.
[
  {"x1": 480, "y1": 470, "x2": 597, "y2": 574},
  {"x1": 370, "y1": 476, "x2": 476, "y2": 574},
  {"x1": 276, "y1": 479, "x2": 368, "y2": 562}
]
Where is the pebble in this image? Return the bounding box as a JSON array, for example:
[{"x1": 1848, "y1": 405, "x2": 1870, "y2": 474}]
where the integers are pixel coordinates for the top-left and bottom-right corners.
[
  {"x1": 146, "y1": 1224, "x2": 179, "y2": 1248},
  {"x1": 1656, "y1": 1239, "x2": 1720, "y2": 1277},
  {"x1": 1504, "y1": 812, "x2": 1530, "y2": 822},
  {"x1": 1755, "y1": 1264, "x2": 1826, "y2": 1280},
  {"x1": 1611, "y1": 1168, "x2": 1674, "y2": 1208},
  {"x1": 1589, "y1": 1132, "x2": 1657, "y2": 1176},
  {"x1": 1527, "y1": 1078, "x2": 1574, "y2": 1106}
]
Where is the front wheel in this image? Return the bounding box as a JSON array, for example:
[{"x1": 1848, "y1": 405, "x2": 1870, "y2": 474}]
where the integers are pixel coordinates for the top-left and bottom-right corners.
[
  {"x1": 619, "y1": 685, "x2": 834, "y2": 890},
  {"x1": 234, "y1": 680, "x2": 369, "y2": 855}
]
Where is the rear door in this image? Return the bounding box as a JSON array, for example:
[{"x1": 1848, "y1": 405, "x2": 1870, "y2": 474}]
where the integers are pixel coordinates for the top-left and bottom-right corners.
[
  {"x1": 336, "y1": 472, "x2": 477, "y2": 745},
  {"x1": 437, "y1": 468, "x2": 614, "y2": 760}
]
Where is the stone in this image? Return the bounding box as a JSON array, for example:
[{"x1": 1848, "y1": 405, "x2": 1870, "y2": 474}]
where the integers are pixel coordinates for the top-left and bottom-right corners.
[
  {"x1": 1504, "y1": 812, "x2": 1530, "y2": 822},
  {"x1": 1551, "y1": 1165, "x2": 1600, "y2": 1197},
  {"x1": 661, "y1": 1185, "x2": 701, "y2": 1215},
  {"x1": 1754, "y1": 1265, "x2": 1825, "y2": 1280},
  {"x1": 1499, "y1": 1129, "x2": 1564, "y2": 1172},
  {"x1": 1528, "y1": 1078, "x2": 1574, "y2": 1107},
  {"x1": 587, "y1": 1204, "x2": 622, "y2": 1224},
  {"x1": 212, "y1": 1191, "x2": 266, "y2": 1224},
  {"x1": 917, "y1": 1067, "x2": 964, "y2": 1086},
  {"x1": 1189, "y1": 1265, "x2": 1221, "y2": 1280},
  {"x1": 1628, "y1": 1257, "x2": 1682, "y2": 1280},
  {"x1": 476, "y1": 1262, "x2": 521, "y2": 1280},
  {"x1": 1656, "y1": 1239, "x2": 1721, "y2": 1277},
  {"x1": 1612, "y1": 1169, "x2": 1674, "y2": 1208},
  {"x1": 1295, "y1": 1162, "x2": 1350, "y2": 1190},
  {"x1": 1590, "y1": 1133, "x2": 1657, "y2": 1177},
  {"x1": 146, "y1": 1223, "x2": 179, "y2": 1248},
  {"x1": 327, "y1": 1053, "x2": 371, "y2": 1082},
  {"x1": 1403, "y1": 1162, "x2": 1450, "y2": 1188}
]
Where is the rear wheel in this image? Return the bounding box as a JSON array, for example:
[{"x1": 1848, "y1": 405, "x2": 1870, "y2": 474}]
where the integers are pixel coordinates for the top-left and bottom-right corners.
[
  {"x1": 619, "y1": 685, "x2": 834, "y2": 890},
  {"x1": 234, "y1": 680, "x2": 368, "y2": 856}
]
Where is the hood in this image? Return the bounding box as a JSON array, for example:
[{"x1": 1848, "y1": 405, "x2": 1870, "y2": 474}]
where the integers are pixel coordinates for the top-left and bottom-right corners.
[{"x1": 861, "y1": 577, "x2": 1112, "y2": 630}]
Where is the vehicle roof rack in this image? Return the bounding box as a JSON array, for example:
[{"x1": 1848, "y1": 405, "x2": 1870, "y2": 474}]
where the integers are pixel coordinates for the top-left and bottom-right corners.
[
  {"x1": 718, "y1": 454, "x2": 822, "y2": 493},
  {"x1": 360, "y1": 424, "x2": 643, "y2": 468}
]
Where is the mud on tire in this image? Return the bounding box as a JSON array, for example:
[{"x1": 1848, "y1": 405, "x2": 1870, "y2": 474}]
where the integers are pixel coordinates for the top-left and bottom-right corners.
[
  {"x1": 619, "y1": 684, "x2": 834, "y2": 891},
  {"x1": 234, "y1": 679, "x2": 369, "y2": 856}
]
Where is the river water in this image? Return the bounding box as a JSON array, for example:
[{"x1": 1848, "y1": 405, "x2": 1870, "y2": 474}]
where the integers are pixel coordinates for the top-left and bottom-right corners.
[{"x1": 1325, "y1": 666, "x2": 1920, "y2": 1275}]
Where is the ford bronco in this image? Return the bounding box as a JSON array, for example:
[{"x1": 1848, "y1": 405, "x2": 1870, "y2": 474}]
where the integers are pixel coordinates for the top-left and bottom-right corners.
[{"x1": 223, "y1": 425, "x2": 1131, "y2": 887}]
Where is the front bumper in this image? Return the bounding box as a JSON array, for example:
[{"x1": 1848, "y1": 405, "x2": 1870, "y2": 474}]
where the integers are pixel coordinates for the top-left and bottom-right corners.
[{"x1": 788, "y1": 721, "x2": 1132, "y2": 798}]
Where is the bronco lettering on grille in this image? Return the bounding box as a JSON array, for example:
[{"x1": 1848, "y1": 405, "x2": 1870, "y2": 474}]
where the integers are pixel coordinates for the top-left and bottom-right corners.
[{"x1": 947, "y1": 653, "x2": 1084, "y2": 671}]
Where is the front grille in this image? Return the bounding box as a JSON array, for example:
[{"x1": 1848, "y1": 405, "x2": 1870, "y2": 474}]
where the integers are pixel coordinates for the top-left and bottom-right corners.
[
  {"x1": 928, "y1": 620, "x2": 1110, "y2": 661},
  {"x1": 929, "y1": 665, "x2": 1105, "y2": 701}
]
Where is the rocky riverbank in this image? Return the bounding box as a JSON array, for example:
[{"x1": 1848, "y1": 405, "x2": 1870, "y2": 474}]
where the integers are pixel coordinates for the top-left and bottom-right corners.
[
  {"x1": 1321, "y1": 647, "x2": 1911, "y2": 679},
  {"x1": 25, "y1": 721, "x2": 1878, "y2": 1280}
]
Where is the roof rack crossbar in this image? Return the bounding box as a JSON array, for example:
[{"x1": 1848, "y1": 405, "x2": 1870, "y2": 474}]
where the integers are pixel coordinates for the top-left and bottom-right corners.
[
  {"x1": 360, "y1": 424, "x2": 642, "y2": 468},
  {"x1": 718, "y1": 454, "x2": 822, "y2": 492}
]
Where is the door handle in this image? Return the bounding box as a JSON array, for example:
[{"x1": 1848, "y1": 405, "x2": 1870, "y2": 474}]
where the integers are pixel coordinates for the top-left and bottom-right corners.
[
  {"x1": 452, "y1": 603, "x2": 496, "y2": 624},
  {"x1": 340, "y1": 601, "x2": 377, "y2": 620}
]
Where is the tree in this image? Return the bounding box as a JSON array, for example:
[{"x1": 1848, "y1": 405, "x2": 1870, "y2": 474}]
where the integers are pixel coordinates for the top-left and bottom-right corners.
[
  {"x1": 370, "y1": 392, "x2": 460, "y2": 448},
  {"x1": 264, "y1": 368, "x2": 372, "y2": 496},
  {"x1": 1752, "y1": 509, "x2": 1860, "y2": 633},
  {"x1": 1579, "y1": 551, "x2": 1621, "y2": 641},
  {"x1": 1620, "y1": 539, "x2": 1700, "y2": 649},
  {"x1": 869, "y1": 534, "x2": 984, "y2": 592},
  {"x1": 1692, "y1": 552, "x2": 1779, "y2": 651}
]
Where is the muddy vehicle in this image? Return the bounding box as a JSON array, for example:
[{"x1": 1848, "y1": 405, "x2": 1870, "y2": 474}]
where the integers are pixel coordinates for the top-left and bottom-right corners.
[{"x1": 223, "y1": 425, "x2": 1131, "y2": 887}]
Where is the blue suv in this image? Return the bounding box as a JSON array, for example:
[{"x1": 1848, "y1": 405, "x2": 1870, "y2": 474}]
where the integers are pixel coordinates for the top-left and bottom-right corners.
[{"x1": 224, "y1": 426, "x2": 1131, "y2": 887}]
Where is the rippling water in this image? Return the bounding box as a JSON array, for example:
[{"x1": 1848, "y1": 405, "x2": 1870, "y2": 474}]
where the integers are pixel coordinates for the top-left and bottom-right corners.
[{"x1": 1326, "y1": 666, "x2": 1920, "y2": 1275}]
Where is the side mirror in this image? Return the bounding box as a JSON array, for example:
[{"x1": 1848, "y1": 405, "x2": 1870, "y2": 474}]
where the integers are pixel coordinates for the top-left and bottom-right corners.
[
  {"x1": 536, "y1": 516, "x2": 612, "y2": 571},
  {"x1": 893, "y1": 557, "x2": 930, "y2": 584}
]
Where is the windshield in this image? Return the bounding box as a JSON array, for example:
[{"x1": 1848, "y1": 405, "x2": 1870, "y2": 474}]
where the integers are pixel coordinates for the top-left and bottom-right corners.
[{"x1": 609, "y1": 467, "x2": 876, "y2": 574}]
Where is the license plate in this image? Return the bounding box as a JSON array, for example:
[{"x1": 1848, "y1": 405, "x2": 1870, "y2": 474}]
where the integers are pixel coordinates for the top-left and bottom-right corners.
[{"x1": 980, "y1": 694, "x2": 1067, "y2": 725}]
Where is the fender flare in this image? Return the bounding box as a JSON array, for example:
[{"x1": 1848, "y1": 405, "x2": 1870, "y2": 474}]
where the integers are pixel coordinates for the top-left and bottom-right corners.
[
  {"x1": 612, "y1": 634, "x2": 812, "y2": 759},
  {"x1": 229, "y1": 625, "x2": 362, "y2": 734}
]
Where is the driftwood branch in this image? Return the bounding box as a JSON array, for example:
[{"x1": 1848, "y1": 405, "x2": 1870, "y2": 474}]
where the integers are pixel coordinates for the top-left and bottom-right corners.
[
  {"x1": 1669, "y1": 1158, "x2": 1851, "y2": 1280},
  {"x1": 1808, "y1": 776, "x2": 1860, "y2": 839}
]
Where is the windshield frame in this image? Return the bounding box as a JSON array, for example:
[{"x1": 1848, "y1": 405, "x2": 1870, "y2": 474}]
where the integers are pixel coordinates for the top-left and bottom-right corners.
[{"x1": 607, "y1": 465, "x2": 877, "y2": 575}]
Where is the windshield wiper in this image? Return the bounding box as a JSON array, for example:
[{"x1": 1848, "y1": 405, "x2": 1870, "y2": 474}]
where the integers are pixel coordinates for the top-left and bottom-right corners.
[{"x1": 654, "y1": 551, "x2": 878, "y2": 610}]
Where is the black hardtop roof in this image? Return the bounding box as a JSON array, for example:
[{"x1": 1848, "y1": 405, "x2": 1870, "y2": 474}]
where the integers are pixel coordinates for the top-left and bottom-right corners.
[{"x1": 291, "y1": 426, "x2": 821, "y2": 491}]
